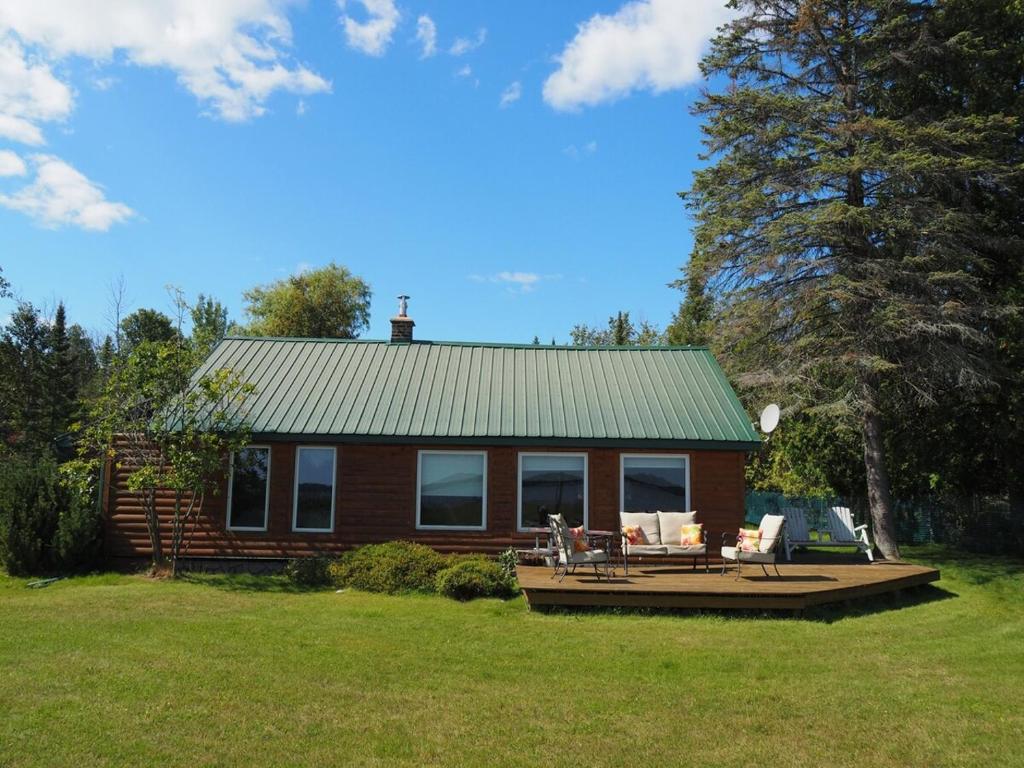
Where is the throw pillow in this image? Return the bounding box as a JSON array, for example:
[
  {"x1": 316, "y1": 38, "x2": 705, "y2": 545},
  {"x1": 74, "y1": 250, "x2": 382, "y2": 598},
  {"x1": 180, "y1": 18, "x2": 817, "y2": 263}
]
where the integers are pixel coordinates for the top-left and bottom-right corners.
[
  {"x1": 570, "y1": 526, "x2": 591, "y2": 552},
  {"x1": 679, "y1": 523, "x2": 703, "y2": 546},
  {"x1": 622, "y1": 525, "x2": 645, "y2": 545},
  {"x1": 738, "y1": 528, "x2": 761, "y2": 553}
]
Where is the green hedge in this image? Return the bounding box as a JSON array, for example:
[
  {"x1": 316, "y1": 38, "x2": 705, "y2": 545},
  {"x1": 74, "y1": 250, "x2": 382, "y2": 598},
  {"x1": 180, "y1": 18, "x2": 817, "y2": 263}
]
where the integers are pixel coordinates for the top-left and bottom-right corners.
[
  {"x1": 435, "y1": 558, "x2": 517, "y2": 601},
  {"x1": 328, "y1": 541, "x2": 450, "y2": 594}
]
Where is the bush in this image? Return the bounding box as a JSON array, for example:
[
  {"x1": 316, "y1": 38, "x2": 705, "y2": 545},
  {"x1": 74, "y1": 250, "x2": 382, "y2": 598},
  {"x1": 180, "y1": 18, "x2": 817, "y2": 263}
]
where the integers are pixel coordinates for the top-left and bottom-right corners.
[
  {"x1": 0, "y1": 455, "x2": 64, "y2": 575},
  {"x1": 435, "y1": 558, "x2": 518, "y2": 601},
  {"x1": 284, "y1": 555, "x2": 334, "y2": 587},
  {"x1": 54, "y1": 466, "x2": 104, "y2": 573},
  {"x1": 329, "y1": 541, "x2": 448, "y2": 594}
]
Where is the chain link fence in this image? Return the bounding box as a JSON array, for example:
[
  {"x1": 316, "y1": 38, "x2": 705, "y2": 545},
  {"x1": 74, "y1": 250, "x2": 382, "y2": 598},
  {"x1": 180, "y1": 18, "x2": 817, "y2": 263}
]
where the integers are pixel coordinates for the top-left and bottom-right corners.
[{"x1": 745, "y1": 491, "x2": 1022, "y2": 556}]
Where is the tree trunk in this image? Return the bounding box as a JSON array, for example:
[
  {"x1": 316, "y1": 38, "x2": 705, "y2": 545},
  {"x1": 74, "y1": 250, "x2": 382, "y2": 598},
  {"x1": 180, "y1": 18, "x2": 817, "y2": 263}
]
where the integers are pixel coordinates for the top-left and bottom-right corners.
[
  {"x1": 144, "y1": 488, "x2": 165, "y2": 570},
  {"x1": 861, "y1": 402, "x2": 900, "y2": 559}
]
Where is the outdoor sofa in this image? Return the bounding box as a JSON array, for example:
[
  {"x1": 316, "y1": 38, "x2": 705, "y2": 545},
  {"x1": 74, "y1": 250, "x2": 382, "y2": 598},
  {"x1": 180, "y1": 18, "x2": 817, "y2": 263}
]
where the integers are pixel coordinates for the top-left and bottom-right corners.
[{"x1": 619, "y1": 511, "x2": 708, "y2": 574}]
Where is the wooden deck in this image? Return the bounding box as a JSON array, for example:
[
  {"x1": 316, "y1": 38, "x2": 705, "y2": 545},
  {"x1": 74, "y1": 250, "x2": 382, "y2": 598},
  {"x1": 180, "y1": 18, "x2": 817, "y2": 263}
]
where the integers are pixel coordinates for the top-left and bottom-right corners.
[{"x1": 517, "y1": 560, "x2": 941, "y2": 611}]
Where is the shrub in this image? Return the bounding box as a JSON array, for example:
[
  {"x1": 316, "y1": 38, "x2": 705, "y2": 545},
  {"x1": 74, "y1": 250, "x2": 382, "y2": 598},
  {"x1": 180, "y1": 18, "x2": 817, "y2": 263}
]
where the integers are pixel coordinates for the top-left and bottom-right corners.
[
  {"x1": 54, "y1": 464, "x2": 104, "y2": 573},
  {"x1": 435, "y1": 558, "x2": 518, "y2": 601},
  {"x1": 329, "y1": 541, "x2": 448, "y2": 594},
  {"x1": 0, "y1": 455, "x2": 63, "y2": 575},
  {"x1": 284, "y1": 555, "x2": 334, "y2": 587}
]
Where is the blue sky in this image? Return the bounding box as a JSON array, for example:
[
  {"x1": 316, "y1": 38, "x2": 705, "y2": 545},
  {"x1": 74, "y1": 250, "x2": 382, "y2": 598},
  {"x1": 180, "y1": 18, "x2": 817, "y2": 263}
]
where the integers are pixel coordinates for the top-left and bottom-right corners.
[{"x1": 0, "y1": 0, "x2": 731, "y2": 344}]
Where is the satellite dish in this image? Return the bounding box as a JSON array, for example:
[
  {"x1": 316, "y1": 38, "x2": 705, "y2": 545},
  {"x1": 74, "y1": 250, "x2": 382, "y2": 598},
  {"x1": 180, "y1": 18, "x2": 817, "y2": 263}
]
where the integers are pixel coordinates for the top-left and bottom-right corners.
[{"x1": 759, "y1": 403, "x2": 780, "y2": 434}]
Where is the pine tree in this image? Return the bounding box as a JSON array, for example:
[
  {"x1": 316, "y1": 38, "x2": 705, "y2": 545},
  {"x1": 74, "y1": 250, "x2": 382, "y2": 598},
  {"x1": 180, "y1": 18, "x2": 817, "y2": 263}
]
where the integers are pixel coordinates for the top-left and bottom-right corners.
[
  {"x1": 685, "y1": 0, "x2": 1023, "y2": 558},
  {"x1": 45, "y1": 302, "x2": 75, "y2": 438},
  {"x1": 667, "y1": 271, "x2": 713, "y2": 346}
]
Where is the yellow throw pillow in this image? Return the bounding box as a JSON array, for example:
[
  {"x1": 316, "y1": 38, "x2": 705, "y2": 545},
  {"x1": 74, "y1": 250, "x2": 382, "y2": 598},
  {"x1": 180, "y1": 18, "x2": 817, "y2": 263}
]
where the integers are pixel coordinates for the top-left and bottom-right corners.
[
  {"x1": 679, "y1": 523, "x2": 703, "y2": 546},
  {"x1": 738, "y1": 528, "x2": 761, "y2": 552},
  {"x1": 622, "y1": 525, "x2": 645, "y2": 545}
]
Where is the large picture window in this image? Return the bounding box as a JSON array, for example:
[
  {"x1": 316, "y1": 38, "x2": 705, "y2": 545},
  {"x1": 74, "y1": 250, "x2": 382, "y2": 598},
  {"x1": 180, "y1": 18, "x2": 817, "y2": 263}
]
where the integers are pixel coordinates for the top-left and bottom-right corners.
[
  {"x1": 292, "y1": 446, "x2": 336, "y2": 532},
  {"x1": 417, "y1": 451, "x2": 487, "y2": 530},
  {"x1": 620, "y1": 454, "x2": 689, "y2": 513},
  {"x1": 227, "y1": 446, "x2": 270, "y2": 531},
  {"x1": 518, "y1": 453, "x2": 587, "y2": 530}
]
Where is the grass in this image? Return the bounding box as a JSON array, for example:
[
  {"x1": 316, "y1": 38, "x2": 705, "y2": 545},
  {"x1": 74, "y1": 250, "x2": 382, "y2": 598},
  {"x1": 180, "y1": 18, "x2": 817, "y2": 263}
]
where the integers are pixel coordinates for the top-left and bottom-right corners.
[{"x1": 1, "y1": 546, "x2": 1022, "y2": 768}]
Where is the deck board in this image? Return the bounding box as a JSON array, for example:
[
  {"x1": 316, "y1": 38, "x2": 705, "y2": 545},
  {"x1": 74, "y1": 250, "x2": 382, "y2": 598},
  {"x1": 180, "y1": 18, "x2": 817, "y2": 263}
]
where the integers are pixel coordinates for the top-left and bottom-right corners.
[{"x1": 516, "y1": 561, "x2": 940, "y2": 611}]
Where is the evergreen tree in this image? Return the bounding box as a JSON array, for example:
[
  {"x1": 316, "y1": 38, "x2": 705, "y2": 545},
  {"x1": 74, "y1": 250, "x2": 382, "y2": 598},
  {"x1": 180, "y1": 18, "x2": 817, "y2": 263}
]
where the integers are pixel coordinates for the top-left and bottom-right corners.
[
  {"x1": 45, "y1": 303, "x2": 75, "y2": 438},
  {"x1": 685, "y1": 0, "x2": 1022, "y2": 558},
  {"x1": 1, "y1": 303, "x2": 50, "y2": 447},
  {"x1": 667, "y1": 271, "x2": 713, "y2": 346},
  {"x1": 571, "y1": 311, "x2": 663, "y2": 346}
]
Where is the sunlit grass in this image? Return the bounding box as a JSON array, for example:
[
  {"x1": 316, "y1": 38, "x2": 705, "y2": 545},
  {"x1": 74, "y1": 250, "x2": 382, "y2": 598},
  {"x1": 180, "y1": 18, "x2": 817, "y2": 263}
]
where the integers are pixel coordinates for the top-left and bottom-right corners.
[{"x1": 1, "y1": 546, "x2": 1021, "y2": 768}]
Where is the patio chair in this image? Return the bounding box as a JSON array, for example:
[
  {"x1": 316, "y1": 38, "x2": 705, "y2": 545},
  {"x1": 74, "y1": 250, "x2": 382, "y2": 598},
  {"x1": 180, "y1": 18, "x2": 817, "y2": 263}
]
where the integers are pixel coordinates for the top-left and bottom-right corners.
[
  {"x1": 548, "y1": 514, "x2": 612, "y2": 583},
  {"x1": 720, "y1": 514, "x2": 785, "y2": 581},
  {"x1": 825, "y1": 506, "x2": 875, "y2": 562},
  {"x1": 781, "y1": 507, "x2": 819, "y2": 561}
]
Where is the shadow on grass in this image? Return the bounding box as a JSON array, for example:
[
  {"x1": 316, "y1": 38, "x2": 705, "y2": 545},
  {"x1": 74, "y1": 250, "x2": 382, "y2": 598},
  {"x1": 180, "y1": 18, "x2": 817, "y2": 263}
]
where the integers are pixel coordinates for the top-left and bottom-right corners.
[
  {"x1": 903, "y1": 545, "x2": 1024, "y2": 586},
  {"x1": 529, "y1": 582, "x2": 957, "y2": 621},
  {"x1": 181, "y1": 572, "x2": 327, "y2": 594}
]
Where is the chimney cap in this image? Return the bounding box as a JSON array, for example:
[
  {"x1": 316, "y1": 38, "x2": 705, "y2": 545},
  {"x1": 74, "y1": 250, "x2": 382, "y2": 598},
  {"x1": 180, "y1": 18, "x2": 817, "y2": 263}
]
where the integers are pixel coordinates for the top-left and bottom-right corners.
[{"x1": 396, "y1": 294, "x2": 410, "y2": 317}]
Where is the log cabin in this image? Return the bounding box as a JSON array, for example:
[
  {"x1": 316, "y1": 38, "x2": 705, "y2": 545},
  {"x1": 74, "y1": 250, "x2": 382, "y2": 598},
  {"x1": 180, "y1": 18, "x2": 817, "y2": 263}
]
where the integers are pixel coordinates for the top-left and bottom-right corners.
[{"x1": 104, "y1": 302, "x2": 760, "y2": 566}]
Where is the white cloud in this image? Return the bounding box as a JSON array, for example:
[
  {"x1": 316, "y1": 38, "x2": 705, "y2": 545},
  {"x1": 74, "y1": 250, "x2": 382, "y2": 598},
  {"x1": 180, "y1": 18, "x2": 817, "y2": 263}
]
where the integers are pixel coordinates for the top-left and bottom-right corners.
[
  {"x1": 0, "y1": 154, "x2": 134, "y2": 231},
  {"x1": 455, "y1": 64, "x2": 477, "y2": 86},
  {"x1": 91, "y1": 75, "x2": 117, "y2": 91},
  {"x1": 0, "y1": 36, "x2": 73, "y2": 144},
  {"x1": 563, "y1": 140, "x2": 598, "y2": 159},
  {"x1": 0, "y1": 149, "x2": 27, "y2": 176},
  {"x1": 340, "y1": 0, "x2": 399, "y2": 57},
  {"x1": 415, "y1": 15, "x2": 437, "y2": 59},
  {"x1": 0, "y1": 1, "x2": 331, "y2": 130},
  {"x1": 543, "y1": 0, "x2": 732, "y2": 110},
  {"x1": 449, "y1": 28, "x2": 486, "y2": 56},
  {"x1": 468, "y1": 271, "x2": 561, "y2": 294},
  {"x1": 499, "y1": 80, "x2": 521, "y2": 108}
]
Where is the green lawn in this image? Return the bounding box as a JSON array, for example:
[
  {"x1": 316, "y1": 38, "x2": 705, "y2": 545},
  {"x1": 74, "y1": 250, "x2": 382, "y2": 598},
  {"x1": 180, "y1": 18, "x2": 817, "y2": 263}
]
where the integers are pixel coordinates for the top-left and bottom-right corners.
[{"x1": 1, "y1": 547, "x2": 1022, "y2": 768}]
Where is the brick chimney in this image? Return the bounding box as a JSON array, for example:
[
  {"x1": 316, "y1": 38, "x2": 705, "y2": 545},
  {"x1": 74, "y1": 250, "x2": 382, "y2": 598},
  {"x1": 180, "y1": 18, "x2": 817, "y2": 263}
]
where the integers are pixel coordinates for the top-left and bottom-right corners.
[{"x1": 390, "y1": 294, "x2": 414, "y2": 343}]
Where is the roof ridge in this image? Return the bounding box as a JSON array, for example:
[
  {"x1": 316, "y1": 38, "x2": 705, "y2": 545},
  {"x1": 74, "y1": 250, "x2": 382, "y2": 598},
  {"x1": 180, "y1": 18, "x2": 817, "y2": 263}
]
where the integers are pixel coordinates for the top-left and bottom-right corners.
[{"x1": 222, "y1": 336, "x2": 710, "y2": 351}]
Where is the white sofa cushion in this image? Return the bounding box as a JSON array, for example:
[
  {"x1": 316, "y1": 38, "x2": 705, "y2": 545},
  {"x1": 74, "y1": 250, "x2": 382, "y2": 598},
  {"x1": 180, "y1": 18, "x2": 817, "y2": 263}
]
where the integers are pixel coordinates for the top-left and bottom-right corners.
[
  {"x1": 721, "y1": 546, "x2": 775, "y2": 563},
  {"x1": 624, "y1": 544, "x2": 668, "y2": 556},
  {"x1": 657, "y1": 511, "x2": 698, "y2": 546},
  {"x1": 664, "y1": 544, "x2": 706, "y2": 555},
  {"x1": 620, "y1": 512, "x2": 661, "y2": 545}
]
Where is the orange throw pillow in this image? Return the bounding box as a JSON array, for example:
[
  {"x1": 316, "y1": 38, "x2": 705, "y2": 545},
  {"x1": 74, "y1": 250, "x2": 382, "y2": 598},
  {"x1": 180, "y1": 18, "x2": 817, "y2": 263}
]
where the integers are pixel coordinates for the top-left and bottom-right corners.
[
  {"x1": 622, "y1": 525, "x2": 645, "y2": 545},
  {"x1": 679, "y1": 523, "x2": 703, "y2": 546},
  {"x1": 738, "y1": 528, "x2": 761, "y2": 552},
  {"x1": 570, "y1": 526, "x2": 591, "y2": 552}
]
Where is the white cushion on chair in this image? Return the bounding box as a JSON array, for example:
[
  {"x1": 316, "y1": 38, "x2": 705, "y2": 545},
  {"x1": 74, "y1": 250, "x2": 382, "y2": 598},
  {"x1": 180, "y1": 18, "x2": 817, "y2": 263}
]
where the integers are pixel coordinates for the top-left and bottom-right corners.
[
  {"x1": 620, "y1": 512, "x2": 661, "y2": 544},
  {"x1": 569, "y1": 549, "x2": 608, "y2": 563},
  {"x1": 656, "y1": 511, "x2": 698, "y2": 546},
  {"x1": 721, "y1": 545, "x2": 739, "y2": 561},
  {"x1": 758, "y1": 515, "x2": 786, "y2": 553}
]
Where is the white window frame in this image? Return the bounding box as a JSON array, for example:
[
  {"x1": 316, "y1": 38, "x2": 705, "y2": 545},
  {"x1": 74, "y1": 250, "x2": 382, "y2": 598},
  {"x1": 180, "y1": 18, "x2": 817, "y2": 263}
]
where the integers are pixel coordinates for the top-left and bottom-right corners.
[
  {"x1": 226, "y1": 445, "x2": 271, "y2": 532},
  {"x1": 619, "y1": 453, "x2": 691, "y2": 514},
  {"x1": 292, "y1": 445, "x2": 337, "y2": 533},
  {"x1": 416, "y1": 450, "x2": 488, "y2": 531},
  {"x1": 517, "y1": 452, "x2": 588, "y2": 532}
]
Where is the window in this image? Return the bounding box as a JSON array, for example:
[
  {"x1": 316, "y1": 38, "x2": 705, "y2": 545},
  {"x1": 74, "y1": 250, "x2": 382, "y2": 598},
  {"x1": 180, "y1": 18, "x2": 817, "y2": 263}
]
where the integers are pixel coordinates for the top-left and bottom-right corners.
[
  {"x1": 620, "y1": 454, "x2": 689, "y2": 513},
  {"x1": 417, "y1": 451, "x2": 487, "y2": 530},
  {"x1": 292, "y1": 446, "x2": 336, "y2": 532},
  {"x1": 227, "y1": 446, "x2": 270, "y2": 531},
  {"x1": 518, "y1": 453, "x2": 587, "y2": 530}
]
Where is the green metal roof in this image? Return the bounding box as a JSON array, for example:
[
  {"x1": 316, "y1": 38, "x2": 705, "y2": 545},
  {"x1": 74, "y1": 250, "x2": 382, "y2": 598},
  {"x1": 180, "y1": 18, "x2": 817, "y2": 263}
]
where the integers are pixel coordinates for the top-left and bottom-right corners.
[{"x1": 196, "y1": 337, "x2": 760, "y2": 448}]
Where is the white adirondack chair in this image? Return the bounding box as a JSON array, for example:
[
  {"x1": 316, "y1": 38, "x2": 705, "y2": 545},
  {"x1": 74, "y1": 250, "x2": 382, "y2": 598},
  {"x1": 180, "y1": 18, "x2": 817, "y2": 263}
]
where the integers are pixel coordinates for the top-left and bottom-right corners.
[
  {"x1": 781, "y1": 507, "x2": 818, "y2": 561},
  {"x1": 825, "y1": 506, "x2": 875, "y2": 562}
]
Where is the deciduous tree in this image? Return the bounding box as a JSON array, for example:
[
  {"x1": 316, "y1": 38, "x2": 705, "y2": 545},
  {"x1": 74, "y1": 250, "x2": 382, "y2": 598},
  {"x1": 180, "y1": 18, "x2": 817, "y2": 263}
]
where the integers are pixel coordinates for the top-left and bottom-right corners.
[{"x1": 237, "y1": 263, "x2": 371, "y2": 338}]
